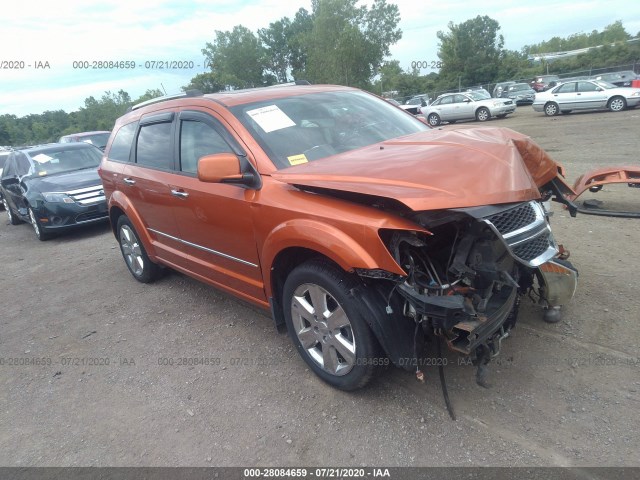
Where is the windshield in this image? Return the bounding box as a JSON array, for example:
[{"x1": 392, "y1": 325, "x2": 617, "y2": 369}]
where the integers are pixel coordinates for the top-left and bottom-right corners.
[
  {"x1": 29, "y1": 146, "x2": 102, "y2": 176},
  {"x1": 231, "y1": 90, "x2": 429, "y2": 169}
]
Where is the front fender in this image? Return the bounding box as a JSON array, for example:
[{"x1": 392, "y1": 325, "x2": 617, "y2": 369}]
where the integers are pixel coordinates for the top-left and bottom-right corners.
[{"x1": 261, "y1": 219, "x2": 407, "y2": 298}]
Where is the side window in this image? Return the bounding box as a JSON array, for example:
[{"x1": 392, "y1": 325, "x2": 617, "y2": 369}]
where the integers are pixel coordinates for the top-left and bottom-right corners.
[
  {"x1": 136, "y1": 122, "x2": 173, "y2": 170},
  {"x1": 179, "y1": 120, "x2": 233, "y2": 174},
  {"x1": 454, "y1": 95, "x2": 467, "y2": 103},
  {"x1": 439, "y1": 96, "x2": 453, "y2": 105},
  {"x1": 577, "y1": 82, "x2": 598, "y2": 92},
  {"x1": 1, "y1": 155, "x2": 16, "y2": 178},
  {"x1": 109, "y1": 121, "x2": 138, "y2": 162},
  {"x1": 557, "y1": 83, "x2": 576, "y2": 94},
  {"x1": 16, "y1": 154, "x2": 31, "y2": 176}
]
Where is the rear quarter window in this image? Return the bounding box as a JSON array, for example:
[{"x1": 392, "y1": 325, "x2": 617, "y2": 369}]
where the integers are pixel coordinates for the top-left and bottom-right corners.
[{"x1": 108, "y1": 122, "x2": 138, "y2": 162}]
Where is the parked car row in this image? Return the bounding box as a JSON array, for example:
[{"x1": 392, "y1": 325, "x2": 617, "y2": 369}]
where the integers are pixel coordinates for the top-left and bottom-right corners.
[
  {"x1": 532, "y1": 79, "x2": 640, "y2": 116},
  {"x1": 421, "y1": 91, "x2": 516, "y2": 126}
]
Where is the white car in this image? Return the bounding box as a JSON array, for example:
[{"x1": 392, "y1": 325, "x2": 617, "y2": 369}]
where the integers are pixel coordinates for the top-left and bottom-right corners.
[
  {"x1": 532, "y1": 80, "x2": 640, "y2": 116},
  {"x1": 420, "y1": 91, "x2": 515, "y2": 126}
]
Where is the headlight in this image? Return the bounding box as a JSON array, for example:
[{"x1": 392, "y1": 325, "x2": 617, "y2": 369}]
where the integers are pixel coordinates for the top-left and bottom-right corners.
[
  {"x1": 630, "y1": 92, "x2": 640, "y2": 97},
  {"x1": 492, "y1": 101, "x2": 504, "y2": 106},
  {"x1": 43, "y1": 192, "x2": 74, "y2": 203}
]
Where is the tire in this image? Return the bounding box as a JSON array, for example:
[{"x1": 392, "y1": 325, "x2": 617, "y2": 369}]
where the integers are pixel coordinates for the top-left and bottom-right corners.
[
  {"x1": 544, "y1": 102, "x2": 559, "y2": 116},
  {"x1": 476, "y1": 107, "x2": 490, "y2": 122},
  {"x1": 3, "y1": 198, "x2": 22, "y2": 225},
  {"x1": 427, "y1": 113, "x2": 441, "y2": 126},
  {"x1": 29, "y1": 207, "x2": 52, "y2": 241},
  {"x1": 608, "y1": 96, "x2": 626, "y2": 112},
  {"x1": 283, "y1": 260, "x2": 379, "y2": 391},
  {"x1": 116, "y1": 215, "x2": 160, "y2": 283}
]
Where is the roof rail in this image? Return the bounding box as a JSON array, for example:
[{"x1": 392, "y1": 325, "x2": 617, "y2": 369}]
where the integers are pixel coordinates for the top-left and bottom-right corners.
[{"x1": 128, "y1": 89, "x2": 204, "y2": 112}]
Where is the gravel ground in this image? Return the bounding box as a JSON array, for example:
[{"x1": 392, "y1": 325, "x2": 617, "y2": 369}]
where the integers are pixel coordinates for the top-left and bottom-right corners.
[{"x1": 0, "y1": 107, "x2": 638, "y2": 468}]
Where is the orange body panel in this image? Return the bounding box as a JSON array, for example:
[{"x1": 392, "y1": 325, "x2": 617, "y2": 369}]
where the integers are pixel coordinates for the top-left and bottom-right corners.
[{"x1": 100, "y1": 85, "x2": 570, "y2": 311}]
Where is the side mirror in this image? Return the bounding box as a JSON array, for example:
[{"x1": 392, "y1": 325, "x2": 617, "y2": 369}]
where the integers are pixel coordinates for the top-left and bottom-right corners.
[
  {"x1": 197, "y1": 153, "x2": 242, "y2": 183},
  {"x1": 420, "y1": 98, "x2": 427, "y2": 107},
  {"x1": 463, "y1": 99, "x2": 471, "y2": 103},
  {"x1": 197, "y1": 153, "x2": 260, "y2": 188},
  {"x1": 596, "y1": 87, "x2": 603, "y2": 92}
]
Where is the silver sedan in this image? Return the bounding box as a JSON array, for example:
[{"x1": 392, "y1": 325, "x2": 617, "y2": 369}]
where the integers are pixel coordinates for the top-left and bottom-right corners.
[
  {"x1": 532, "y1": 80, "x2": 640, "y2": 116},
  {"x1": 420, "y1": 92, "x2": 516, "y2": 126}
]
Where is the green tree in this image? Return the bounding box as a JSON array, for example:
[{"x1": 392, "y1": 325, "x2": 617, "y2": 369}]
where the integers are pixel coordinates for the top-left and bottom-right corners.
[
  {"x1": 183, "y1": 72, "x2": 225, "y2": 93},
  {"x1": 304, "y1": 0, "x2": 401, "y2": 88},
  {"x1": 201, "y1": 25, "x2": 267, "y2": 89},
  {"x1": 437, "y1": 15, "x2": 504, "y2": 87},
  {"x1": 259, "y1": 18, "x2": 292, "y2": 83}
]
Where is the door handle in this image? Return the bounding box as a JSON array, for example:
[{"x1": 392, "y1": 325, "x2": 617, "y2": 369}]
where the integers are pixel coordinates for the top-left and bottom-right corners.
[
  {"x1": 171, "y1": 189, "x2": 189, "y2": 199},
  {"x1": 123, "y1": 178, "x2": 136, "y2": 185}
]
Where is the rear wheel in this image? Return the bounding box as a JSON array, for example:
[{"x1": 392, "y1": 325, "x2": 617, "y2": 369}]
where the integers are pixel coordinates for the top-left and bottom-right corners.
[
  {"x1": 283, "y1": 260, "x2": 379, "y2": 391},
  {"x1": 476, "y1": 107, "x2": 490, "y2": 122},
  {"x1": 608, "y1": 96, "x2": 626, "y2": 112},
  {"x1": 117, "y1": 215, "x2": 160, "y2": 283},
  {"x1": 544, "y1": 102, "x2": 559, "y2": 116},
  {"x1": 3, "y1": 198, "x2": 22, "y2": 225}
]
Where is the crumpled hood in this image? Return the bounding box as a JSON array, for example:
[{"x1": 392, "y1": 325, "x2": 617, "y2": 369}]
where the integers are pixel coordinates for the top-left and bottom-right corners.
[{"x1": 271, "y1": 127, "x2": 559, "y2": 211}]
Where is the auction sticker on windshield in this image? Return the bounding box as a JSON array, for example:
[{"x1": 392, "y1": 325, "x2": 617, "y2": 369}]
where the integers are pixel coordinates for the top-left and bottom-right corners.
[{"x1": 247, "y1": 105, "x2": 295, "y2": 133}]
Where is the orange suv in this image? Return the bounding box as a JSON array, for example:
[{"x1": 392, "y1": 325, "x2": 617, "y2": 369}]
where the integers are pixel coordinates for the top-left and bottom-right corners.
[{"x1": 99, "y1": 85, "x2": 578, "y2": 390}]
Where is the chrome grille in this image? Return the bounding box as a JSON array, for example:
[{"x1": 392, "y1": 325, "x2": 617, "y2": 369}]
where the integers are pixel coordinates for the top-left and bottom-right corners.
[
  {"x1": 486, "y1": 203, "x2": 537, "y2": 236},
  {"x1": 512, "y1": 234, "x2": 554, "y2": 262},
  {"x1": 66, "y1": 185, "x2": 105, "y2": 205},
  {"x1": 483, "y1": 201, "x2": 557, "y2": 267}
]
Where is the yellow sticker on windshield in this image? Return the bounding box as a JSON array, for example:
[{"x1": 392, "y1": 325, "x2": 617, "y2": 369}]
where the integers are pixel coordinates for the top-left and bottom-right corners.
[{"x1": 287, "y1": 154, "x2": 308, "y2": 165}]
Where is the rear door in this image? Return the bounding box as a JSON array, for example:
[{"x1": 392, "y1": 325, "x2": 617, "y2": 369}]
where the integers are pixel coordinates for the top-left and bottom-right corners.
[
  {"x1": 121, "y1": 112, "x2": 186, "y2": 266},
  {"x1": 171, "y1": 110, "x2": 265, "y2": 302},
  {"x1": 550, "y1": 82, "x2": 578, "y2": 110}
]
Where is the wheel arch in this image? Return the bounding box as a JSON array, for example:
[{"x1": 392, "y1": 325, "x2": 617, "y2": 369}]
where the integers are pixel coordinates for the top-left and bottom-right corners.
[{"x1": 107, "y1": 190, "x2": 157, "y2": 260}]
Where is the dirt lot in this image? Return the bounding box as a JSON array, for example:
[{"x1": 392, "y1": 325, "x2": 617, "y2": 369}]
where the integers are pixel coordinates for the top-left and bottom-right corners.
[{"x1": 0, "y1": 107, "x2": 638, "y2": 468}]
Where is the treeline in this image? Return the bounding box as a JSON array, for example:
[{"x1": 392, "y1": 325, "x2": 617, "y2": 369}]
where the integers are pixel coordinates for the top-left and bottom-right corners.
[
  {"x1": 373, "y1": 19, "x2": 639, "y2": 99},
  {"x1": 0, "y1": 89, "x2": 162, "y2": 147},
  {"x1": 2, "y1": 2, "x2": 638, "y2": 146},
  {"x1": 184, "y1": 0, "x2": 401, "y2": 92}
]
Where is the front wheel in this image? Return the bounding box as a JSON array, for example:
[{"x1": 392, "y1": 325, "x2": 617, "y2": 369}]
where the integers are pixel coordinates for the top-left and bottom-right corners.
[
  {"x1": 29, "y1": 208, "x2": 52, "y2": 241},
  {"x1": 608, "y1": 96, "x2": 626, "y2": 112},
  {"x1": 117, "y1": 215, "x2": 160, "y2": 283},
  {"x1": 283, "y1": 260, "x2": 379, "y2": 391},
  {"x1": 476, "y1": 107, "x2": 490, "y2": 122},
  {"x1": 427, "y1": 113, "x2": 441, "y2": 126},
  {"x1": 3, "y1": 198, "x2": 22, "y2": 225},
  {"x1": 544, "y1": 102, "x2": 559, "y2": 116}
]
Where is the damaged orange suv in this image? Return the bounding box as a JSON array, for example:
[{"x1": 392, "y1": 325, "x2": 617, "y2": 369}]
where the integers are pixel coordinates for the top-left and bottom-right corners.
[{"x1": 99, "y1": 85, "x2": 578, "y2": 391}]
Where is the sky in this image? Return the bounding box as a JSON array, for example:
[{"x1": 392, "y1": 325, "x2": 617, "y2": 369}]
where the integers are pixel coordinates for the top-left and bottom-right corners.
[{"x1": 1, "y1": 0, "x2": 638, "y2": 117}]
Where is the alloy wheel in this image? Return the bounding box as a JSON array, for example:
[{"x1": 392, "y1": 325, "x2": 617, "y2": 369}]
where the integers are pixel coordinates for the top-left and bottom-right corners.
[{"x1": 290, "y1": 283, "x2": 356, "y2": 376}]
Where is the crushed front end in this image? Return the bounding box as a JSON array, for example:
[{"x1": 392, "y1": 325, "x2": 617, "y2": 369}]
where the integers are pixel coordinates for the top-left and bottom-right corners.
[{"x1": 370, "y1": 198, "x2": 577, "y2": 379}]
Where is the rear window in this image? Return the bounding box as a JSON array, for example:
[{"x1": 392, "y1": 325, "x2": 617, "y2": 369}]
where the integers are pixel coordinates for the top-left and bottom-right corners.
[{"x1": 136, "y1": 122, "x2": 173, "y2": 170}]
